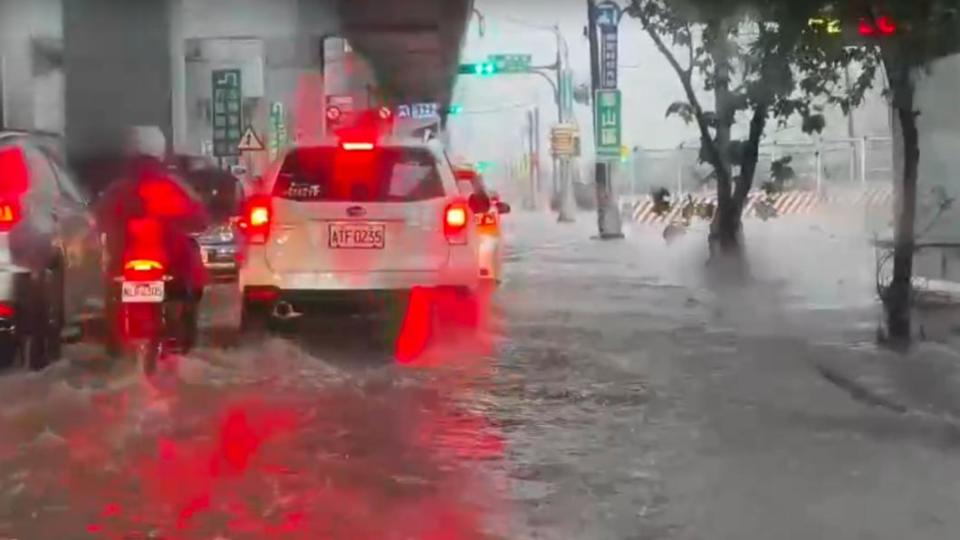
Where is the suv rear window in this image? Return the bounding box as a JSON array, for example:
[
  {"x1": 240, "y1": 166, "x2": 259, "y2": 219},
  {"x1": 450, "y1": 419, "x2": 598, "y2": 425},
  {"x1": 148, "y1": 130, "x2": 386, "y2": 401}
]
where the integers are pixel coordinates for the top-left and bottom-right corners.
[{"x1": 273, "y1": 146, "x2": 444, "y2": 202}]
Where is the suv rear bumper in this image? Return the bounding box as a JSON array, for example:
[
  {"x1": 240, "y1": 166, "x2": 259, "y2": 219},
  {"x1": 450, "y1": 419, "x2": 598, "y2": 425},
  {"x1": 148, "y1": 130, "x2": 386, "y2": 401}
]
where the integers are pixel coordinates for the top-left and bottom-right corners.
[
  {"x1": 240, "y1": 268, "x2": 479, "y2": 293},
  {"x1": 0, "y1": 267, "x2": 35, "y2": 342}
]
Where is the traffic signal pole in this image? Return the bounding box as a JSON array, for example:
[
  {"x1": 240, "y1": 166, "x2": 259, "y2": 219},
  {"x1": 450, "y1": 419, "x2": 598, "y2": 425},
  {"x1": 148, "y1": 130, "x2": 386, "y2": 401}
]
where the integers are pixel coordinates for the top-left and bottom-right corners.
[{"x1": 587, "y1": 0, "x2": 624, "y2": 239}]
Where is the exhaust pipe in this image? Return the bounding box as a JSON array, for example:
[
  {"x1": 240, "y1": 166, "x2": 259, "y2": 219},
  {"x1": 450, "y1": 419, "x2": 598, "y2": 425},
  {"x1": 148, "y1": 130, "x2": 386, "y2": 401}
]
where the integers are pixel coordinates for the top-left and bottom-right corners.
[{"x1": 272, "y1": 301, "x2": 301, "y2": 320}]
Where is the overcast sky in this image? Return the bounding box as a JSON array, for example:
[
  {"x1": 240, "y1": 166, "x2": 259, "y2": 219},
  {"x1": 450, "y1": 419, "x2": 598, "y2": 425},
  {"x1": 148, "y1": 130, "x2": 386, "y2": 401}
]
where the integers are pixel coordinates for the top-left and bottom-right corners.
[{"x1": 447, "y1": 0, "x2": 891, "y2": 175}]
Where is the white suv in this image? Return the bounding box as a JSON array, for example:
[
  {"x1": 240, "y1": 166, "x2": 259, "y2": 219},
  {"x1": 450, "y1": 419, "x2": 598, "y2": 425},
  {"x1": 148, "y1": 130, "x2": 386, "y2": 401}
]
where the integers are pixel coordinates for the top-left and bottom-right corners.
[{"x1": 236, "y1": 137, "x2": 486, "y2": 330}]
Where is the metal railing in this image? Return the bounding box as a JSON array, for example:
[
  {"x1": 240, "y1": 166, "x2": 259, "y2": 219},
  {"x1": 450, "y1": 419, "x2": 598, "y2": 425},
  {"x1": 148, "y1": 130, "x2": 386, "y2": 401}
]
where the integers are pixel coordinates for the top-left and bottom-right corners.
[{"x1": 624, "y1": 137, "x2": 894, "y2": 199}]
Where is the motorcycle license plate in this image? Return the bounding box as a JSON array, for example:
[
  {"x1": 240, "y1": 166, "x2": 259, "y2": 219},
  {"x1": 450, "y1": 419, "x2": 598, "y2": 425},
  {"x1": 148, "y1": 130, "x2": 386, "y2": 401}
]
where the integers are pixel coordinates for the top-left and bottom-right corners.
[{"x1": 121, "y1": 281, "x2": 165, "y2": 303}]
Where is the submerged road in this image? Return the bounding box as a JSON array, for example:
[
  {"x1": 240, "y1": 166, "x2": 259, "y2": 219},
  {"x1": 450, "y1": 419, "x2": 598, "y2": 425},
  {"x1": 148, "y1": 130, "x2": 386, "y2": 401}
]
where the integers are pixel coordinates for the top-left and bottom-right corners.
[{"x1": 0, "y1": 212, "x2": 959, "y2": 539}]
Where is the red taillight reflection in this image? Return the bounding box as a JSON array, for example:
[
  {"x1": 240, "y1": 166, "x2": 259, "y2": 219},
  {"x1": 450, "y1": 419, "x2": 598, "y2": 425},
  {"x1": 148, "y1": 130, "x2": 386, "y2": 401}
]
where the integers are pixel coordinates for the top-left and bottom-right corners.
[
  {"x1": 0, "y1": 302, "x2": 14, "y2": 318},
  {"x1": 0, "y1": 201, "x2": 20, "y2": 232}
]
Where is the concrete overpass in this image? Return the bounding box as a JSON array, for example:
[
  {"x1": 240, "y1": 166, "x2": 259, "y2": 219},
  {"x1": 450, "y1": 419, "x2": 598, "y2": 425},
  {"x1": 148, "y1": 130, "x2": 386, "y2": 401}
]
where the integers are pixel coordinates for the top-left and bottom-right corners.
[{"x1": 0, "y1": 0, "x2": 472, "y2": 172}]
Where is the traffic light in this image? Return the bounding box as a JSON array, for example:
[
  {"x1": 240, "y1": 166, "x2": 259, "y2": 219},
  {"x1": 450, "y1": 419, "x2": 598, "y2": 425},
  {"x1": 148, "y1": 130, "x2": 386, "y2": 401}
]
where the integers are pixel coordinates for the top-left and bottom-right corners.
[
  {"x1": 458, "y1": 62, "x2": 497, "y2": 76},
  {"x1": 447, "y1": 104, "x2": 463, "y2": 115}
]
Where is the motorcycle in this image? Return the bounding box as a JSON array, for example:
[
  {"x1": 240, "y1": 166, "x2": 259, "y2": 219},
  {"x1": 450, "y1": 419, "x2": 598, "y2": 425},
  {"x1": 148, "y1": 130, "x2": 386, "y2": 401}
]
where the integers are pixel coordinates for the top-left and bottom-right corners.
[{"x1": 108, "y1": 217, "x2": 200, "y2": 376}]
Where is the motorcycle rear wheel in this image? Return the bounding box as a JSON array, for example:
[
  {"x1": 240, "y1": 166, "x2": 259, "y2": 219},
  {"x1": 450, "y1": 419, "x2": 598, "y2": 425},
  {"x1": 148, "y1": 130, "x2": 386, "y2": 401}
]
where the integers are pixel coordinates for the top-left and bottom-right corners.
[{"x1": 132, "y1": 338, "x2": 163, "y2": 377}]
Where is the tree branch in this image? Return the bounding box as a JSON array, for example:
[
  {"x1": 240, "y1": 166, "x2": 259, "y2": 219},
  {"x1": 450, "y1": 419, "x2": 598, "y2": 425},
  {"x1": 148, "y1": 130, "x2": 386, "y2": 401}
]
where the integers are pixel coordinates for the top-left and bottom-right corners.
[{"x1": 634, "y1": 4, "x2": 727, "y2": 183}]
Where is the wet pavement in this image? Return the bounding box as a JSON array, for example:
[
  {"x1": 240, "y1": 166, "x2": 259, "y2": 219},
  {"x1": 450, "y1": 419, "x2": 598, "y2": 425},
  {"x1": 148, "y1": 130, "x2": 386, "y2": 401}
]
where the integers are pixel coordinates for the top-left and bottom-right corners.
[{"x1": 2, "y1": 212, "x2": 960, "y2": 539}]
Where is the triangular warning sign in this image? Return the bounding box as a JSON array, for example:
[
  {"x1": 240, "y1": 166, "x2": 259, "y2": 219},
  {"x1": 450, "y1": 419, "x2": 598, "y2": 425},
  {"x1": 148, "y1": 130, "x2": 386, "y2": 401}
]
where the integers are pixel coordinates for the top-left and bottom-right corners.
[{"x1": 237, "y1": 126, "x2": 265, "y2": 151}]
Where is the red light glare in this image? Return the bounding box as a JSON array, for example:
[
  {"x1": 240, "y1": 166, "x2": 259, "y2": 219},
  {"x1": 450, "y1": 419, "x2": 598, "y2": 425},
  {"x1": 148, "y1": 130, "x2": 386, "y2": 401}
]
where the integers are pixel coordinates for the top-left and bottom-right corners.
[
  {"x1": 877, "y1": 15, "x2": 897, "y2": 35},
  {"x1": 0, "y1": 201, "x2": 20, "y2": 232},
  {"x1": 446, "y1": 206, "x2": 468, "y2": 228},
  {"x1": 341, "y1": 141, "x2": 375, "y2": 151},
  {"x1": 0, "y1": 146, "x2": 29, "y2": 196},
  {"x1": 240, "y1": 195, "x2": 272, "y2": 244},
  {"x1": 858, "y1": 18, "x2": 876, "y2": 36},
  {"x1": 249, "y1": 206, "x2": 270, "y2": 227}
]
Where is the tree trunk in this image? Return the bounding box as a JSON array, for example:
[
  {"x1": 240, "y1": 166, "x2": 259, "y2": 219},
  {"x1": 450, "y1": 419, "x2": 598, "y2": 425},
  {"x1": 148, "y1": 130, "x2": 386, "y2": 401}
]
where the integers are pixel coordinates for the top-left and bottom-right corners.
[
  {"x1": 735, "y1": 104, "x2": 768, "y2": 207},
  {"x1": 709, "y1": 104, "x2": 768, "y2": 254},
  {"x1": 708, "y1": 22, "x2": 739, "y2": 256},
  {"x1": 885, "y1": 62, "x2": 919, "y2": 342}
]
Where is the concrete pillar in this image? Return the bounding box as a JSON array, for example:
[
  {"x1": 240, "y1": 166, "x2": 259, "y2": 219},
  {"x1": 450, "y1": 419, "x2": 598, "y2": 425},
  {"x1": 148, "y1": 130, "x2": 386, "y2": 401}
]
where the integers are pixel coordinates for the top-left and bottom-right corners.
[
  {"x1": 63, "y1": 0, "x2": 174, "y2": 163},
  {"x1": 0, "y1": 0, "x2": 64, "y2": 132}
]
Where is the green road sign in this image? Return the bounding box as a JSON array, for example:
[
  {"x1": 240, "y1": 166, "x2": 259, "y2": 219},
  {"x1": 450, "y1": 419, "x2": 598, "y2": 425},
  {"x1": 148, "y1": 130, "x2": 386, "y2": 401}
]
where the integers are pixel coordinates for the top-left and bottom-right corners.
[
  {"x1": 269, "y1": 101, "x2": 287, "y2": 160},
  {"x1": 595, "y1": 89, "x2": 621, "y2": 159},
  {"x1": 212, "y1": 69, "x2": 243, "y2": 157},
  {"x1": 488, "y1": 54, "x2": 532, "y2": 74}
]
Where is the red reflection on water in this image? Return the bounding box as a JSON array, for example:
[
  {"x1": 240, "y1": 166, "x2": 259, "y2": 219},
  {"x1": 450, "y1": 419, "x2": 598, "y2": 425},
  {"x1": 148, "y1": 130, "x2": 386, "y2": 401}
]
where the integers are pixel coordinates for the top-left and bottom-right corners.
[
  {"x1": 396, "y1": 284, "x2": 498, "y2": 366},
  {"x1": 396, "y1": 286, "x2": 435, "y2": 363}
]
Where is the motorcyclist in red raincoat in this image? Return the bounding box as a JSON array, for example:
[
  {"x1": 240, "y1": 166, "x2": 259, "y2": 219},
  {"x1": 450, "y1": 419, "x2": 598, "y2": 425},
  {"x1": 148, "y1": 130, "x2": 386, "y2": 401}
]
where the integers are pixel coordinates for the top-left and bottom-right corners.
[{"x1": 96, "y1": 126, "x2": 210, "y2": 352}]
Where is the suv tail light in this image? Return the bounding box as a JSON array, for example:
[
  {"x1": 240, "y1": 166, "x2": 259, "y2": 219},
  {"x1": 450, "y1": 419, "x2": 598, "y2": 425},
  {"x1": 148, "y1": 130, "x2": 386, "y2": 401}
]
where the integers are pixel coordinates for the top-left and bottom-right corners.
[
  {"x1": 444, "y1": 202, "x2": 470, "y2": 245},
  {"x1": 240, "y1": 195, "x2": 272, "y2": 244},
  {"x1": 0, "y1": 146, "x2": 28, "y2": 233},
  {"x1": 0, "y1": 200, "x2": 20, "y2": 232}
]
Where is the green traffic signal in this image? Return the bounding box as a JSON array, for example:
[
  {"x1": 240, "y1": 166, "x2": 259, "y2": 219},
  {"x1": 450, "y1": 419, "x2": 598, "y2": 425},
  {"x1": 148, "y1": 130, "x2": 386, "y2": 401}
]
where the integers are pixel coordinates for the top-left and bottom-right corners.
[
  {"x1": 458, "y1": 62, "x2": 498, "y2": 76},
  {"x1": 448, "y1": 104, "x2": 463, "y2": 115}
]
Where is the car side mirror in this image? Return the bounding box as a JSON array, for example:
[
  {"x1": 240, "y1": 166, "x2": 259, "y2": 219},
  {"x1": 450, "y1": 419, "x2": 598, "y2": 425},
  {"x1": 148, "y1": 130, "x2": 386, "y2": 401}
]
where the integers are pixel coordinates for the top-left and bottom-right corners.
[
  {"x1": 468, "y1": 192, "x2": 491, "y2": 214},
  {"x1": 496, "y1": 201, "x2": 512, "y2": 215}
]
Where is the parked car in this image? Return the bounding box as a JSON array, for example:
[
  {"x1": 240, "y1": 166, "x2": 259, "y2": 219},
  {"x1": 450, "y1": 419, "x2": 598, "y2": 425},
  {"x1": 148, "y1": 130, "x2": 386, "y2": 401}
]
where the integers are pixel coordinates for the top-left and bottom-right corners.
[
  {"x1": 179, "y1": 161, "x2": 244, "y2": 282},
  {"x1": 0, "y1": 131, "x2": 102, "y2": 369}
]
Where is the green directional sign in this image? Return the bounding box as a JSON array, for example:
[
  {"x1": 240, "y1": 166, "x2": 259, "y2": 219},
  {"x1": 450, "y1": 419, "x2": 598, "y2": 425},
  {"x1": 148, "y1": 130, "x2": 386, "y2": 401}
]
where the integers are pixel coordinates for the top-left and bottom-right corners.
[
  {"x1": 211, "y1": 69, "x2": 243, "y2": 157},
  {"x1": 595, "y1": 89, "x2": 621, "y2": 160},
  {"x1": 269, "y1": 101, "x2": 287, "y2": 160},
  {"x1": 488, "y1": 53, "x2": 532, "y2": 74}
]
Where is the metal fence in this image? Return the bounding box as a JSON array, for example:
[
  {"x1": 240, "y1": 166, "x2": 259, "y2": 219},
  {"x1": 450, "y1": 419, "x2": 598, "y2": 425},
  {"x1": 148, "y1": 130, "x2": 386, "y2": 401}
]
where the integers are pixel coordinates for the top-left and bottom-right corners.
[{"x1": 623, "y1": 137, "x2": 894, "y2": 199}]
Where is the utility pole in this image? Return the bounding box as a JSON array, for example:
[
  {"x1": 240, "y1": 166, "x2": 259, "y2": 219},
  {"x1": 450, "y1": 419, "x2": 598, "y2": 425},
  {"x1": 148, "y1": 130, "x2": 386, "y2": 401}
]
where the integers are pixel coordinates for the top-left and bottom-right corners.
[
  {"x1": 555, "y1": 23, "x2": 576, "y2": 222},
  {"x1": 587, "y1": 0, "x2": 624, "y2": 238},
  {"x1": 533, "y1": 106, "x2": 542, "y2": 206},
  {"x1": 843, "y1": 66, "x2": 859, "y2": 182}
]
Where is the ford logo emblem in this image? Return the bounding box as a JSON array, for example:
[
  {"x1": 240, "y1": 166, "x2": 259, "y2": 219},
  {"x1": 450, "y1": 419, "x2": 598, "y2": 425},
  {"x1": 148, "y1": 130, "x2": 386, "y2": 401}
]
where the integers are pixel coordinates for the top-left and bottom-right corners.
[{"x1": 347, "y1": 206, "x2": 366, "y2": 217}]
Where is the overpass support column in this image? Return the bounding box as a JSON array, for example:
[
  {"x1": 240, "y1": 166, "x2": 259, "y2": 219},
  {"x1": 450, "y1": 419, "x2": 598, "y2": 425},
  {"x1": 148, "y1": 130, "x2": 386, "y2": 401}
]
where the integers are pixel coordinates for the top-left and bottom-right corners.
[{"x1": 63, "y1": 0, "x2": 176, "y2": 163}]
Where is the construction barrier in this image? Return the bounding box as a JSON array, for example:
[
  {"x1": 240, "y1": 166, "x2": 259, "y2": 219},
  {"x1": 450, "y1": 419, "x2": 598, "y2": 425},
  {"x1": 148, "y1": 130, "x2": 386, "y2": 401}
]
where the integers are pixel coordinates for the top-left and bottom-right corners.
[{"x1": 622, "y1": 184, "x2": 894, "y2": 225}]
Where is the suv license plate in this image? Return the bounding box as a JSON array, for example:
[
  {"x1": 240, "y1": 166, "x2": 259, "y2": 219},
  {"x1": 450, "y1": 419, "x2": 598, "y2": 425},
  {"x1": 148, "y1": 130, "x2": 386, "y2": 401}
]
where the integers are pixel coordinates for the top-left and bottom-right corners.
[
  {"x1": 121, "y1": 281, "x2": 165, "y2": 303},
  {"x1": 328, "y1": 223, "x2": 386, "y2": 249}
]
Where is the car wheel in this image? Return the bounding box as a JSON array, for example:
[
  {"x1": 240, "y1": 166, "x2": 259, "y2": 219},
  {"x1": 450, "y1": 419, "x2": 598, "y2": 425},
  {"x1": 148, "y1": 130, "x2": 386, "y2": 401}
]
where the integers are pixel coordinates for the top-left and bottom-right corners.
[
  {"x1": 26, "y1": 269, "x2": 61, "y2": 371},
  {"x1": 0, "y1": 339, "x2": 18, "y2": 370},
  {"x1": 46, "y1": 266, "x2": 64, "y2": 362}
]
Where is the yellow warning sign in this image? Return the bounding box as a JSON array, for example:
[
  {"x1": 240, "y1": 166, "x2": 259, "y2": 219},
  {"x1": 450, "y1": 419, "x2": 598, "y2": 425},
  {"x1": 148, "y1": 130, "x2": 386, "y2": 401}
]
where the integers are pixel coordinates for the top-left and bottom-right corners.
[{"x1": 238, "y1": 126, "x2": 265, "y2": 152}]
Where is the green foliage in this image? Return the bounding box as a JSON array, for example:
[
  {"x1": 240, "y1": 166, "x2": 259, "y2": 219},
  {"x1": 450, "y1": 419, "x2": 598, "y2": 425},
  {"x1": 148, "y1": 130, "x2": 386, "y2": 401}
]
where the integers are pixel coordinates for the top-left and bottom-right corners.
[
  {"x1": 628, "y1": 0, "x2": 904, "y2": 249},
  {"x1": 761, "y1": 155, "x2": 796, "y2": 194}
]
